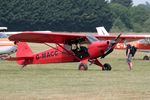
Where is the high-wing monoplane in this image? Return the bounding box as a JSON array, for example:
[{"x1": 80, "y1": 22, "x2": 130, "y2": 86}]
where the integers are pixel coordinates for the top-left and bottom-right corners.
[{"x1": 7, "y1": 32, "x2": 150, "y2": 70}]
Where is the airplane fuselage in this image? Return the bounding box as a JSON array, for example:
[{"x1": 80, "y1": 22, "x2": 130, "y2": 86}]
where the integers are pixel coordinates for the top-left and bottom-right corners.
[
  {"x1": 116, "y1": 39, "x2": 150, "y2": 50},
  {"x1": 17, "y1": 45, "x2": 79, "y2": 65},
  {"x1": 18, "y1": 42, "x2": 110, "y2": 65},
  {"x1": 32, "y1": 48, "x2": 78, "y2": 64}
]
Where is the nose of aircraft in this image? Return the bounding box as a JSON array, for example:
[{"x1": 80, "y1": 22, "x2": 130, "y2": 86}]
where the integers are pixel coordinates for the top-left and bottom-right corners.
[{"x1": 10, "y1": 45, "x2": 17, "y2": 53}]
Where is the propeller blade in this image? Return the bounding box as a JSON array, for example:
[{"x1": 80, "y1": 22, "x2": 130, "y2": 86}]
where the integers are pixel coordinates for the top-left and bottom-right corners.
[
  {"x1": 101, "y1": 34, "x2": 122, "y2": 58},
  {"x1": 114, "y1": 33, "x2": 122, "y2": 42}
]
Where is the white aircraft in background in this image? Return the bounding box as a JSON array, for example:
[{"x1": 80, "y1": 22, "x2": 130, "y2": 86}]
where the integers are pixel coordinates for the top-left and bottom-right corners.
[
  {"x1": 96, "y1": 27, "x2": 109, "y2": 36},
  {"x1": 0, "y1": 27, "x2": 51, "y2": 36},
  {"x1": 0, "y1": 33, "x2": 16, "y2": 59},
  {"x1": 0, "y1": 27, "x2": 19, "y2": 36},
  {"x1": 0, "y1": 27, "x2": 52, "y2": 59}
]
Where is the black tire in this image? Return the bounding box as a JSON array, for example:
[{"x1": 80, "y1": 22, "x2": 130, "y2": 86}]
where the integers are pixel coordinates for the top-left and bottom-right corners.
[
  {"x1": 78, "y1": 63, "x2": 88, "y2": 71},
  {"x1": 103, "y1": 63, "x2": 112, "y2": 71},
  {"x1": 143, "y1": 55, "x2": 149, "y2": 60}
]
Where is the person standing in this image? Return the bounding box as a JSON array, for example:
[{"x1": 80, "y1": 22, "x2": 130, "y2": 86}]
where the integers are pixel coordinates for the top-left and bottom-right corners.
[{"x1": 126, "y1": 44, "x2": 133, "y2": 70}]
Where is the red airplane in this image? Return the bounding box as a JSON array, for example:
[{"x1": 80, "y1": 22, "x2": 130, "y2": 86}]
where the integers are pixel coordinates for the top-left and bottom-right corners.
[{"x1": 7, "y1": 32, "x2": 150, "y2": 71}]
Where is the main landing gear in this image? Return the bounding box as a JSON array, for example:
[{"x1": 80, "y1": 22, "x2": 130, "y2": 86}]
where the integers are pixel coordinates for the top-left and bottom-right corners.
[
  {"x1": 102, "y1": 63, "x2": 112, "y2": 71},
  {"x1": 78, "y1": 63, "x2": 112, "y2": 71},
  {"x1": 143, "y1": 55, "x2": 150, "y2": 60}
]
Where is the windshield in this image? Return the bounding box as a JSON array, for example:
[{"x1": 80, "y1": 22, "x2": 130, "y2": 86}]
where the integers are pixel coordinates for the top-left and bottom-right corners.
[{"x1": 0, "y1": 33, "x2": 8, "y2": 38}]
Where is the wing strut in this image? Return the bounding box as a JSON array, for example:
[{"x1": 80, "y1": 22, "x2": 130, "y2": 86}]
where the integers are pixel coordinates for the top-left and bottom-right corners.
[{"x1": 44, "y1": 43, "x2": 68, "y2": 54}]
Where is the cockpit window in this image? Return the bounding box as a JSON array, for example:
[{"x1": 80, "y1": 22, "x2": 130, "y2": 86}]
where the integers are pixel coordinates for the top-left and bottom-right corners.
[
  {"x1": 139, "y1": 39, "x2": 150, "y2": 44},
  {"x1": 0, "y1": 33, "x2": 8, "y2": 38}
]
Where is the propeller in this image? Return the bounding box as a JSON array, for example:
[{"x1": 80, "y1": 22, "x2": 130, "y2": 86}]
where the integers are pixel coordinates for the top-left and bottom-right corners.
[
  {"x1": 86, "y1": 33, "x2": 122, "y2": 59},
  {"x1": 101, "y1": 33, "x2": 122, "y2": 58}
]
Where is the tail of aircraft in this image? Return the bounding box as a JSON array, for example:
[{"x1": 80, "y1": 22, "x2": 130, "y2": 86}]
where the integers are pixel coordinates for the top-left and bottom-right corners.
[
  {"x1": 16, "y1": 42, "x2": 33, "y2": 57},
  {"x1": 15, "y1": 42, "x2": 34, "y2": 65},
  {"x1": 96, "y1": 27, "x2": 109, "y2": 36}
]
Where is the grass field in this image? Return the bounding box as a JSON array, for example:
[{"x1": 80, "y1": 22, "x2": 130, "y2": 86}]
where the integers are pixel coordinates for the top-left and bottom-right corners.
[{"x1": 0, "y1": 43, "x2": 150, "y2": 100}]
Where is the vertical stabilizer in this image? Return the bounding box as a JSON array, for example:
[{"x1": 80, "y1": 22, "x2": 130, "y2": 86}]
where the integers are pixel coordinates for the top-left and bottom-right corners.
[
  {"x1": 96, "y1": 27, "x2": 109, "y2": 36},
  {"x1": 16, "y1": 42, "x2": 33, "y2": 57},
  {"x1": 16, "y1": 42, "x2": 33, "y2": 65}
]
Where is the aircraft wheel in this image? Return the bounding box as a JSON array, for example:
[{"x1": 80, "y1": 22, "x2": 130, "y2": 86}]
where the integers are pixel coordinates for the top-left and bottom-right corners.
[
  {"x1": 143, "y1": 55, "x2": 149, "y2": 60},
  {"x1": 103, "y1": 63, "x2": 112, "y2": 71},
  {"x1": 78, "y1": 63, "x2": 88, "y2": 71}
]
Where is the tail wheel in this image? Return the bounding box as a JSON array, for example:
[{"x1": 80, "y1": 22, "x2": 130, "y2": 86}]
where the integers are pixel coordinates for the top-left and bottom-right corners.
[
  {"x1": 143, "y1": 55, "x2": 149, "y2": 60},
  {"x1": 102, "y1": 63, "x2": 112, "y2": 71},
  {"x1": 78, "y1": 63, "x2": 88, "y2": 71}
]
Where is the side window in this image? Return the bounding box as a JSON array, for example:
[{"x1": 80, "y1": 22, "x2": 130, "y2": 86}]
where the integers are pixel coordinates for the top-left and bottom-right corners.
[{"x1": 64, "y1": 44, "x2": 71, "y2": 50}]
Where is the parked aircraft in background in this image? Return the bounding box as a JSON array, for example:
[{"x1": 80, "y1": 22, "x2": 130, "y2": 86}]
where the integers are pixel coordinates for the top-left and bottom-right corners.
[
  {"x1": 96, "y1": 27, "x2": 110, "y2": 36},
  {"x1": 0, "y1": 27, "x2": 8, "y2": 32},
  {"x1": 96, "y1": 26, "x2": 150, "y2": 60},
  {"x1": 0, "y1": 33, "x2": 16, "y2": 59},
  {"x1": 116, "y1": 39, "x2": 150, "y2": 60},
  {"x1": 0, "y1": 27, "x2": 52, "y2": 60},
  {"x1": 6, "y1": 31, "x2": 150, "y2": 71},
  {"x1": 0, "y1": 27, "x2": 51, "y2": 36}
]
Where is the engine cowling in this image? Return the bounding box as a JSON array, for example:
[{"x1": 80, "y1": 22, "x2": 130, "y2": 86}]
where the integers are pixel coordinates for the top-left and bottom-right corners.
[{"x1": 88, "y1": 41, "x2": 110, "y2": 59}]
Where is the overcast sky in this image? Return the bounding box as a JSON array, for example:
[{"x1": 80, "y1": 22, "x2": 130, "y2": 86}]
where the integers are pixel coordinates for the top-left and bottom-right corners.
[{"x1": 133, "y1": 0, "x2": 150, "y2": 5}]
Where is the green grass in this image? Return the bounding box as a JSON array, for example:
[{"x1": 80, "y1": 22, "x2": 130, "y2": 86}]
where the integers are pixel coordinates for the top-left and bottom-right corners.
[{"x1": 0, "y1": 44, "x2": 150, "y2": 100}]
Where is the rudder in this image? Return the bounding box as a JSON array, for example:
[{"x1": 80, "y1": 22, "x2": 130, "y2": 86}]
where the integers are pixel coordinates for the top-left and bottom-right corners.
[{"x1": 16, "y1": 42, "x2": 33, "y2": 65}]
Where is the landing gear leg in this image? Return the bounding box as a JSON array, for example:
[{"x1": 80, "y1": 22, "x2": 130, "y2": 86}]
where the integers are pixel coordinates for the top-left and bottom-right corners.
[{"x1": 90, "y1": 59, "x2": 112, "y2": 71}]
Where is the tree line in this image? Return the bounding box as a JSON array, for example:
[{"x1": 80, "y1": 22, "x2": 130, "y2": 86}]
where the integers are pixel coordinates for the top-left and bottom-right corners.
[{"x1": 0, "y1": 0, "x2": 150, "y2": 32}]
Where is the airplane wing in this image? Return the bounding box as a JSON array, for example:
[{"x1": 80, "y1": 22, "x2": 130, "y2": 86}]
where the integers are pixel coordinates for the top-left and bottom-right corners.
[{"x1": 8, "y1": 32, "x2": 150, "y2": 44}]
